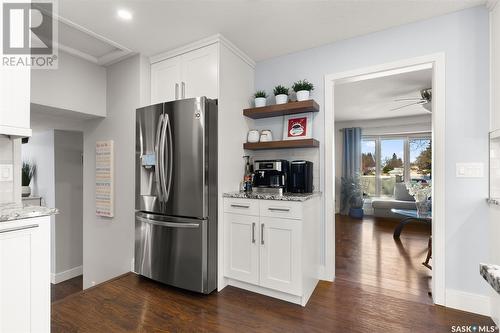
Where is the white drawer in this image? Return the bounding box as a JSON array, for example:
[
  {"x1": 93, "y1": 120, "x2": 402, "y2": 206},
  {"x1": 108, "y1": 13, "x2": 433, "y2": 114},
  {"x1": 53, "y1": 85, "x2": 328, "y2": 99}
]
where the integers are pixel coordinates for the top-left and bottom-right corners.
[
  {"x1": 259, "y1": 200, "x2": 302, "y2": 220},
  {"x1": 223, "y1": 198, "x2": 260, "y2": 216}
]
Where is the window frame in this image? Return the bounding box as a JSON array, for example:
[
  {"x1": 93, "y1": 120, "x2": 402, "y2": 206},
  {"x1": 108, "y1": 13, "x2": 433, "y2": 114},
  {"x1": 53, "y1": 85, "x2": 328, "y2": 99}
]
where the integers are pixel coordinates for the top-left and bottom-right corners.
[{"x1": 361, "y1": 132, "x2": 431, "y2": 198}]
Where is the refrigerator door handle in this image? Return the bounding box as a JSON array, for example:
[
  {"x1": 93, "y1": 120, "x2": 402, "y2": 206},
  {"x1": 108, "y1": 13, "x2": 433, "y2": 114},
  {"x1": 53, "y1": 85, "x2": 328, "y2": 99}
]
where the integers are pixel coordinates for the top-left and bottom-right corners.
[
  {"x1": 160, "y1": 114, "x2": 168, "y2": 203},
  {"x1": 175, "y1": 83, "x2": 179, "y2": 100},
  {"x1": 181, "y1": 82, "x2": 186, "y2": 99},
  {"x1": 155, "y1": 114, "x2": 164, "y2": 201},
  {"x1": 165, "y1": 113, "x2": 173, "y2": 202},
  {"x1": 137, "y1": 216, "x2": 200, "y2": 228}
]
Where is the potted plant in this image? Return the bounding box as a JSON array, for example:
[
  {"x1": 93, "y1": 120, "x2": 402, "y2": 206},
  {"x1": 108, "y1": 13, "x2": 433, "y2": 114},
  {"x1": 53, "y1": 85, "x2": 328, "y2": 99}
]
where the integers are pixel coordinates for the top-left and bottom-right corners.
[
  {"x1": 292, "y1": 79, "x2": 314, "y2": 101},
  {"x1": 22, "y1": 161, "x2": 36, "y2": 197},
  {"x1": 254, "y1": 90, "x2": 267, "y2": 107},
  {"x1": 340, "y1": 173, "x2": 364, "y2": 219},
  {"x1": 273, "y1": 85, "x2": 289, "y2": 104},
  {"x1": 406, "y1": 181, "x2": 432, "y2": 216}
]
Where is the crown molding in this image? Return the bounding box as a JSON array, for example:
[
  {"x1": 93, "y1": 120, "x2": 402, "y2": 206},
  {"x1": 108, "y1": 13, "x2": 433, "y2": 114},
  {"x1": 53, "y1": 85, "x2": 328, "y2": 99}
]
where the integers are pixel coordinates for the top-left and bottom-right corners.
[
  {"x1": 488, "y1": 0, "x2": 499, "y2": 11},
  {"x1": 149, "y1": 33, "x2": 255, "y2": 68}
]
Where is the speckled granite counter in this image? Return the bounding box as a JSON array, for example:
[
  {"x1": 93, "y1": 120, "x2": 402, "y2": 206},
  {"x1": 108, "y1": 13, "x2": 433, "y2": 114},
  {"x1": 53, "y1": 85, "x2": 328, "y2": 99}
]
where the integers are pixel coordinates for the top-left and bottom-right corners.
[
  {"x1": 0, "y1": 202, "x2": 58, "y2": 222},
  {"x1": 223, "y1": 191, "x2": 321, "y2": 202},
  {"x1": 480, "y1": 263, "x2": 500, "y2": 294}
]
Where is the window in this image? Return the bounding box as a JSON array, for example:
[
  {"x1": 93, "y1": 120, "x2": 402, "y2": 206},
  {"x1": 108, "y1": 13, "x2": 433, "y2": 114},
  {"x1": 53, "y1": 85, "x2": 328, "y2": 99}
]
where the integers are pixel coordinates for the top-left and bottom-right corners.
[
  {"x1": 409, "y1": 138, "x2": 432, "y2": 183},
  {"x1": 361, "y1": 140, "x2": 376, "y2": 196},
  {"x1": 361, "y1": 135, "x2": 431, "y2": 198}
]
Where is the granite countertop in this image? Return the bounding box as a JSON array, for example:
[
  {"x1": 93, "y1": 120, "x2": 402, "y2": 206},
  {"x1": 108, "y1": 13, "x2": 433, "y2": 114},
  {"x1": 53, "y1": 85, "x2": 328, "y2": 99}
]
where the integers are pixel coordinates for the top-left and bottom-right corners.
[
  {"x1": 480, "y1": 263, "x2": 500, "y2": 294},
  {"x1": 0, "y1": 202, "x2": 58, "y2": 222},
  {"x1": 223, "y1": 191, "x2": 321, "y2": 202}
]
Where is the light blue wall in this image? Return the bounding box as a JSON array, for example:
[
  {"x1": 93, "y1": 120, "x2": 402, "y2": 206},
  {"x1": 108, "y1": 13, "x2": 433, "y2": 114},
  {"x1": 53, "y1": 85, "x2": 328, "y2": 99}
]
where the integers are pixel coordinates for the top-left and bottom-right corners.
[{"x1": 255, "y1": 6, "x2": 490, "y2": 296}]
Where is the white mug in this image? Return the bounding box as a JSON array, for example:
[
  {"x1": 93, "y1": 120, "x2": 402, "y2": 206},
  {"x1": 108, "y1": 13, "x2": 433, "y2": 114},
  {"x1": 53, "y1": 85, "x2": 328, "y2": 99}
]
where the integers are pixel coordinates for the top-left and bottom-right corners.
[
  {"x1": 260, "y1": 130, "x2": 273, "y2": 142},
  {"x1": 247, "y1": 129, "x2": 260, "y2": 143}
]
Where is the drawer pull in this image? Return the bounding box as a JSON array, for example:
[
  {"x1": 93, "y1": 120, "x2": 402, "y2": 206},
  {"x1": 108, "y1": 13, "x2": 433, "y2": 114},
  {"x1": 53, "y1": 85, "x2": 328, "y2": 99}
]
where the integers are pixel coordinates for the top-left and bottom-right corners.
[
  {"x1": 268, "y1": 207, "x2": 290, "y2": 212},
  {"x1": 0, "y1": 224, "x2": 39, "y2": 234},
  {"x1": 231, "y1": 204, "x2": 250, "y2": 209}
]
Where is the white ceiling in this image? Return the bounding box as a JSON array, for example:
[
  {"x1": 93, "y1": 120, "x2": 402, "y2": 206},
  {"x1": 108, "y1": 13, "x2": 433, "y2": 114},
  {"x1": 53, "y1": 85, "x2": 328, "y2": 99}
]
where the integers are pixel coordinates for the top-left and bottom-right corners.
[
  {"x1": 334, "y1": 68, "x2": 432, "y2": 121},
  {"x1": 57, "y1": 0, "x2": 486, "y2": 62}
]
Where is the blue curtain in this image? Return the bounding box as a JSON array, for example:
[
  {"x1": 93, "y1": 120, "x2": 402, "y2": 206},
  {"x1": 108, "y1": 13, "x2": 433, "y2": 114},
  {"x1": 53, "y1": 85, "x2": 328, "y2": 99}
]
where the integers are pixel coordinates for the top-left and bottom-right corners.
[{"x1": 340, "y1": 127, "x2": 362, "y2": 215}]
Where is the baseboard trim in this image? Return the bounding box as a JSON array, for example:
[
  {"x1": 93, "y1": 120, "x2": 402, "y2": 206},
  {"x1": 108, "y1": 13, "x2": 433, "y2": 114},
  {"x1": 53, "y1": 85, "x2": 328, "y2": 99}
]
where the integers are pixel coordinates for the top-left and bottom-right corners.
[
  {"x1": 446, "y1": 289, "x2": 491, "y2": 317},
  {"x1": 51, "y1": 265, "x2": 83, "y2": 284}
]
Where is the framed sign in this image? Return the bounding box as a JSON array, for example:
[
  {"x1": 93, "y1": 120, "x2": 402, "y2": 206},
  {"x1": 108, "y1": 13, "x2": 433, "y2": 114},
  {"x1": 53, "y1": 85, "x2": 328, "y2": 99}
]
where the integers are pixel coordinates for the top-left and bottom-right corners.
[
  {"x1": 96, "y1": 140, "x2": 114, "y2": 217},
  {"x1": 282, "y1": 112, "x2": 313, "y2": 140}
]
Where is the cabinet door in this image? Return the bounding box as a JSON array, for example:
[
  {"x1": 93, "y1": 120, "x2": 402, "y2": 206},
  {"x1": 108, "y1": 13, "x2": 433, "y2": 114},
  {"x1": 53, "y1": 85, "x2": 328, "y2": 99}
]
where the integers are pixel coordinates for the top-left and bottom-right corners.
[
  {"x1": 151, "y1": 56, "x2": 182, "y2": 104},
  {"x1": 0, "y1": 219, "x2": 50, "y2": 332},
  {"x1": 224, "y1": 213, "x2": 259, "y2": 284},
  {"x1": 0, "y1": 66, "x2": 30, "y2": 133},
  {"x1": 181, "y1": 43, "x2": 218, "y2": 99},
  {"x1": 259, "y1": 217, "x2": 301, "y2": 295}
]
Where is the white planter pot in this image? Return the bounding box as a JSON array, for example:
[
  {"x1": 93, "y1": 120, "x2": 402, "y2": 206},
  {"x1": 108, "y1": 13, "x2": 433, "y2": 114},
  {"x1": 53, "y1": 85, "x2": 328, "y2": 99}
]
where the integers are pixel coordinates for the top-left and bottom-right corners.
[
  {"x1": 254, "y1": 97, "x2": 266, "y2": 107},
  {"x1": 296, "y1": 90, "x2": 310, "y2": 101},
  {"x1": 22, "y1": 186, "x2": 31, "y2": 197},
  {"x1": 275, "y1": 94, "x2": 288, "y2": 104}
]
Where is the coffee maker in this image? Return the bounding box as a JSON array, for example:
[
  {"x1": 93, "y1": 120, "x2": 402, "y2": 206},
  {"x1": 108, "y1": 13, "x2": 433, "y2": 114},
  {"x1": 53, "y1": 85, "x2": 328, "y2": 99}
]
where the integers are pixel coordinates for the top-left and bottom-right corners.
[
  {"x1": 253, "y1": 160, "x2": 289, "y2": 195},
  {"x1": 289, "y1": 160, "x2": 313, "y2": 193}
]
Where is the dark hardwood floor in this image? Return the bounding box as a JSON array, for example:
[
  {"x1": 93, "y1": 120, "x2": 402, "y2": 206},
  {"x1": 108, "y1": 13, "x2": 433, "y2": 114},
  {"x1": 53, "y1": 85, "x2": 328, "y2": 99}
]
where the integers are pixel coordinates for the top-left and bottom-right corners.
[
  {"x1": 336, "y1": 214, "x2": 433, "y2": 304},
  {"x1": 51, "y1": 275, "x2": 83, "y2": 302},
  {"x1": 51, "y1": 215, "x2": 494, "y2": 332}
]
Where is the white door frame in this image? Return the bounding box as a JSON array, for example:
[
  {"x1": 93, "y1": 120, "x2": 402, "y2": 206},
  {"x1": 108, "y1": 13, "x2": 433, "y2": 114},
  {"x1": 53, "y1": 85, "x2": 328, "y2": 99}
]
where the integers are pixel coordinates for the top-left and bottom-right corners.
[{"x1": 323, "y1": 53, "x2": 446, "y2": 305}]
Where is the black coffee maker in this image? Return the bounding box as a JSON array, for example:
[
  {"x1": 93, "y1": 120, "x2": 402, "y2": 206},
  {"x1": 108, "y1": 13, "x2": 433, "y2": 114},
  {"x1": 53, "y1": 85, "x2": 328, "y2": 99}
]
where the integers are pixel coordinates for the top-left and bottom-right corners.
[
  {"x1": 253, "y1": 160, "x2": 289, "y2": 195},
  {"x1": 289, "y1": 160, "x2": 313, "y2": 193}
]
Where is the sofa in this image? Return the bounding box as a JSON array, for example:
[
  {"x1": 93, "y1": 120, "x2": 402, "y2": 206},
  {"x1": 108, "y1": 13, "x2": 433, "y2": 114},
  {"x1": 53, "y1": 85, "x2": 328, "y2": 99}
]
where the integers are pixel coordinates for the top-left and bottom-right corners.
[{"x1": 371, "y1": 183, "x2": 416, "y2": 218}]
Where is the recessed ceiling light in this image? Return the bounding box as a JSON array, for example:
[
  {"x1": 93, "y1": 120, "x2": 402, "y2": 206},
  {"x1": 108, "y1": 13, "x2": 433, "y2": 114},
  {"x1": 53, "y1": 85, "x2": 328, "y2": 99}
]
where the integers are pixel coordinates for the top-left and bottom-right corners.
[{"x1": 117, "y1": 9, "x2": 132, "y2": 21}]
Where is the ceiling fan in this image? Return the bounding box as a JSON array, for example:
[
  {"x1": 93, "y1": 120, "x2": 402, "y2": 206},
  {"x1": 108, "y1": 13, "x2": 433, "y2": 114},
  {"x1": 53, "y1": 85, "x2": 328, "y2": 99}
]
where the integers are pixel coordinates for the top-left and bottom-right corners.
[{"x1": 391, "y1": 88, "x2": 432, "y2": 112}]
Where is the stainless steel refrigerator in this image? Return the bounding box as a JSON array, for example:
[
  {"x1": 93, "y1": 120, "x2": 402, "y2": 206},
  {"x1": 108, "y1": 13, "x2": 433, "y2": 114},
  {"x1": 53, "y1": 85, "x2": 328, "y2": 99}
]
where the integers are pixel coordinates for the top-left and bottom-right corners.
[{"x1": 134, "y1": 97, "x2": 217, "y2": 294}]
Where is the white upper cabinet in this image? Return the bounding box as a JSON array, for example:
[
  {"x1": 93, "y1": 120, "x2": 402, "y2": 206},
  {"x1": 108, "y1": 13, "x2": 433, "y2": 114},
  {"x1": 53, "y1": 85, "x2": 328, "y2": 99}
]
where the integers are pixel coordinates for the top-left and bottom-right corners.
[
  {"x1": 0, "y1": 66, "x2": 31, "y2": 137},
  {"x1": 150, "y1": 43, "x2": 218, "y2": 104},
  {"x1": 181, "y1": 43, "x2": 218, "y2": 100},
  {"x1": 151, "y1": 56, "x2": 182, "y2": 104}
]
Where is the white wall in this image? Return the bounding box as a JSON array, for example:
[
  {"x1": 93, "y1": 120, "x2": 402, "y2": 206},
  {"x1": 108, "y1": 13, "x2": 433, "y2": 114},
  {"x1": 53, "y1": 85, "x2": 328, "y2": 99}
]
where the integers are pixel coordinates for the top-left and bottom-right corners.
[
  {"x1": 0, "y1": 137, "x2": 21, "y2": 204},
  {"x1": 31, "y1": 51, "x2": 107, "y2": 117},
  {"x1": 22, "y1": 131, "x2": 56, "y2": 273},
  {"x1": 54, "y1": 130, "x2": 83, "y2": 279},
  {"x1": 82, "y1": 54, "x2": 146, "y2": 289},
  {"x1": 489, "y1": 0, "x2": 500, "y2": 325},
  {"x1": 255, "y1": 5, "x2": 491, "y2": 308}
]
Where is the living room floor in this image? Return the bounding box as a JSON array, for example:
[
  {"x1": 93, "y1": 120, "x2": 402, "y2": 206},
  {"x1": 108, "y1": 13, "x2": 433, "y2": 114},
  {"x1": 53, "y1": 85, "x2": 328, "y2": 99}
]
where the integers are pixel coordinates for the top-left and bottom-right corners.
[
  {"x1": 335, "y1": 213, "x2": 433, "y2": 304},
  {"x1": 50, "y1": 214, "x2": 494, "y2": 332}
]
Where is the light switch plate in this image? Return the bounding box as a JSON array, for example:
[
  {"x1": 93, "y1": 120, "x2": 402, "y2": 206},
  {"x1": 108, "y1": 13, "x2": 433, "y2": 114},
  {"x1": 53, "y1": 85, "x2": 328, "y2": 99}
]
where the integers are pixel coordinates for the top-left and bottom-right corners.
[
  {"x1": 456, "y1": 162, "x2": 484, "y2": 178},
  {"x1": 0, "y1": 164, "x2": 13, "y2": 182}
]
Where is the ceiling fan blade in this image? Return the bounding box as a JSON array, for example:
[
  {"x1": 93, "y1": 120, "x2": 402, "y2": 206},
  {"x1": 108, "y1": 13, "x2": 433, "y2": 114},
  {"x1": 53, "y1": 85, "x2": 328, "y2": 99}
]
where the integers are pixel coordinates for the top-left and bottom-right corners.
[
  {"x1": 390, "y1": 101, "x2": 426, "y2": 111},
  {"x1": 394, "y1": 98, "x2": 424, "y2": 102}
]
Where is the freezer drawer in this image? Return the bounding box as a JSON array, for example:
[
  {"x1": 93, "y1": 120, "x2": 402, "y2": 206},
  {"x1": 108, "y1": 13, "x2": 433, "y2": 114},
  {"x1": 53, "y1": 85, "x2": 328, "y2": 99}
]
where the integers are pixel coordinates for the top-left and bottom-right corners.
[{"x1": 134, "y1": 212, "x2": 215, "y2": 294}]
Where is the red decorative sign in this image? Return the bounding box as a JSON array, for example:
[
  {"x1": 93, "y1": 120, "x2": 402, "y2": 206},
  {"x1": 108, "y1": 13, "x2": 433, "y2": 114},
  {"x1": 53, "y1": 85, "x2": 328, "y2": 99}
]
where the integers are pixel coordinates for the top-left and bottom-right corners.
[{"x1": 287, "y1": 116, "x2": 307, "y2": 138}]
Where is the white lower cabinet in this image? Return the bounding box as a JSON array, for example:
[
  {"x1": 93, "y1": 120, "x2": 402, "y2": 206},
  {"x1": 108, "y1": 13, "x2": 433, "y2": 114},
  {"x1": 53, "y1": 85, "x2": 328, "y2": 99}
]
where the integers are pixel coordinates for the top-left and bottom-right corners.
[
  {"x1": 259, "y1": 216, "x2": 301, "y2": 295},
  {"x1": 224, "y1": 213, "x2": 259, "y2": 284},
  {"x1": 0, "y1": 217, "x2": 50, "y2": 333},
  {"x1": 223, "y1": 197, "x2": 319, "y2": 306}
]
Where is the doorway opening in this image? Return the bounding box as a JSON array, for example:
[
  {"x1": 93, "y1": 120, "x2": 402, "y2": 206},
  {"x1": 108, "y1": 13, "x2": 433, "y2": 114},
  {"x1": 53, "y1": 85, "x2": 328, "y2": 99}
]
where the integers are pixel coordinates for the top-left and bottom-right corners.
[
  {"x1": 324, "y1": 54, "x2": 445, "y2": 305},
  {"x1": 22, "y1": 103, "x2": 88, "y2": 302}
]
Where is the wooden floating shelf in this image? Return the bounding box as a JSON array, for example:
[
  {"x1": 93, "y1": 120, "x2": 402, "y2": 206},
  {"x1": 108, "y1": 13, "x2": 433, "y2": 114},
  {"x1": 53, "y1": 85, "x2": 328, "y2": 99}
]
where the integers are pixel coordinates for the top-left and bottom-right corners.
[
  {"x1": 243, "y1": 139, "x2": 320, "y2": 150},
  {"x1": 243, "y1": 100, "x2": 319, "y2": 119}
]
